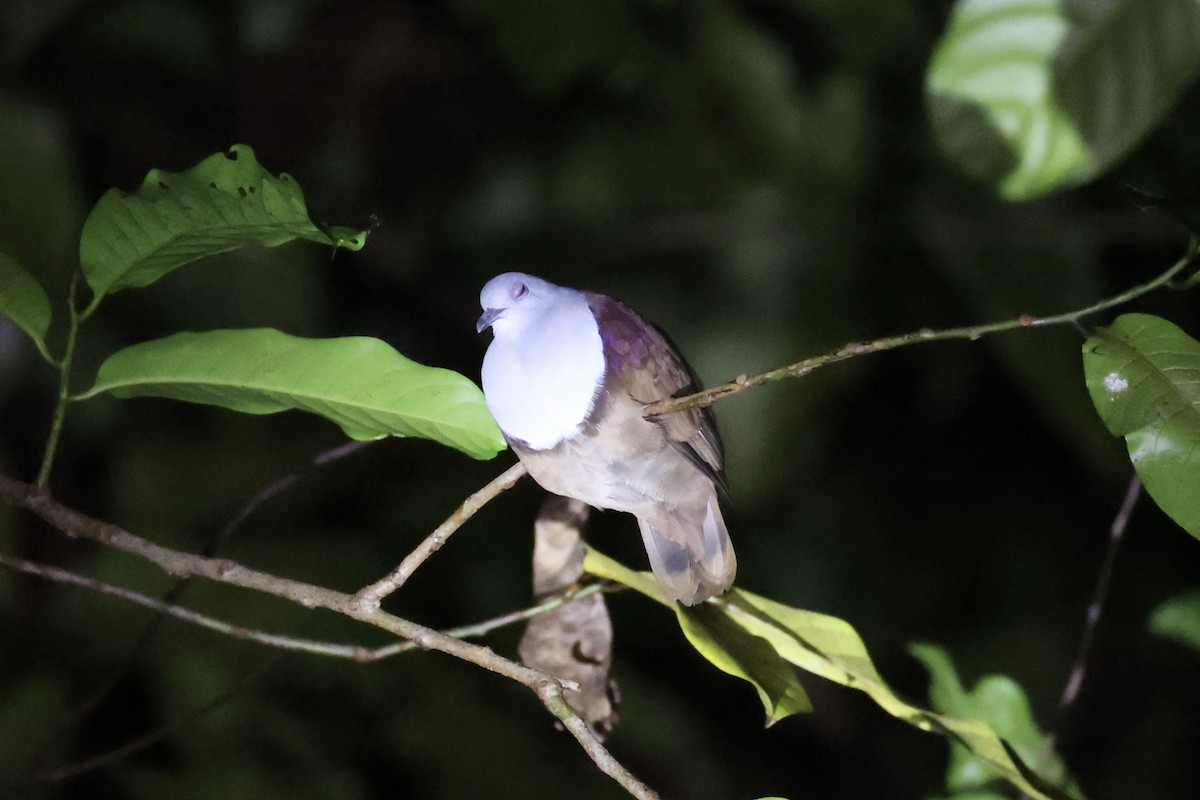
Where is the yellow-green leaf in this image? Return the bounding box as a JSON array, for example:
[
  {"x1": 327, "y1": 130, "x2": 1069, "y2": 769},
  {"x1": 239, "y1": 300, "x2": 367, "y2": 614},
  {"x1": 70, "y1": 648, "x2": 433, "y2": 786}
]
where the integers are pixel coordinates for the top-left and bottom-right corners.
[
  {"x1": 584, "y1": 548, "x2": 1080, "y2": 800},
  {"x1": 677, "y1": 603, "x2": 811, "y2": 725}
]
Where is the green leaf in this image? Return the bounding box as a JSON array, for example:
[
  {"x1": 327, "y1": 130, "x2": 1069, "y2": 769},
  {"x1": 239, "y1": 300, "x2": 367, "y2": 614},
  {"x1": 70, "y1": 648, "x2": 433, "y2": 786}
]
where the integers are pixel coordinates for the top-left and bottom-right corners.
[
  {"x1": 1082, "y1": 313, "x2": 1200, "y2": 537},
  {"x1": 78, "y1": 328, "x2": 505, "y2": 459},
  {"x1": 0, "y1": 250, "x2": 52, "y2": 361},
  {"x1": 583, "y1": 548, "x2": 1080, "y2": 800},
  {"x1": 78, "y1": 144, "x2": 368, "y2": 308},
  {"x1": 677, "y1": 603, "x2": 812, "y2": 725},
  {"x1": 1149, "y1": 589, "x2": 1200, "y2": 654},
  {"x1": 909, "y1": 644, "x2": 1078, "y2": 796},
  {"x1": 926, "y1": 0, "x2": 1200, "y2": 200},
  {"x1": 579, "y1": 549, "x2": 810, "y2": 722}
]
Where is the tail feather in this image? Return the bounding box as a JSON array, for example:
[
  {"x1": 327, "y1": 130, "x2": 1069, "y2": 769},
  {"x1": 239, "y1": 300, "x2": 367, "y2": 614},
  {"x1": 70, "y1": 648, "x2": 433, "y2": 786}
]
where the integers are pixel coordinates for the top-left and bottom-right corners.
[{"x1": 637, "y1": 495, "x2": 736, "y2": 605}]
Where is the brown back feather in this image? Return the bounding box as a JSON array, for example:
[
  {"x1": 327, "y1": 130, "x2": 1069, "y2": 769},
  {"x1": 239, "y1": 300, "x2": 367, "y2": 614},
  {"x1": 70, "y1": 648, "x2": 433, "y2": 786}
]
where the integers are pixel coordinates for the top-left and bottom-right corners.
[{"x1": 586, "y1": 293, "x2": 726, "y2": 492}]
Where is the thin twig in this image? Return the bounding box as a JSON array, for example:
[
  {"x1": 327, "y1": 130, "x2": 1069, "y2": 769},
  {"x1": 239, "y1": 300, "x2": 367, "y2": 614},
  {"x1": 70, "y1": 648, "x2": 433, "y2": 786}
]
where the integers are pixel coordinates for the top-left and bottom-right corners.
[
  {"x1": 20, "y1": 438, "x2": 376, "y2": 781},
  {"x1": 646, "y1": 240, "x2": 1199, "y2": 416},
  {"x1": 1058, "y1": 476, "x2": 1141, "y2": 713},
  {"x1": 353, "y1": 461, "x2": 528, "y2": 611},
  {"x1": 216, "y1": 439, "x2": 373, "y2": 552},
  {"x1": 0, "y1": 473, "x2": 656, "y2": 800},
  {"x1": 24, "y1": 658, "x2": 278, "y2": 786},
  {"x1": 1019, "y1": 475, "x2": 1141, "y2": 799},
  {"x1": 0, "y1": 552, "x2": 605, "y2": 663}
]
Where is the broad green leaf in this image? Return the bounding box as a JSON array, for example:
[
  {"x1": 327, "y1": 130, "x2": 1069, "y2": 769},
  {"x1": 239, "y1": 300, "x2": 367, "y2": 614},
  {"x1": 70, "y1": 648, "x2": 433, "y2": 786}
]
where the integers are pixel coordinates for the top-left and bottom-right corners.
[
  {"x1": 927, "y1": 0, "x2": 1200, "y2": 200},
  {"x1": 1149, "y1": 589, "x2": 1200, "y2": 654},
  {"x1": 0, "y1": 250, "x2": 52, "y2": 361},
  {"x1": 78, "y1": 144, "x2": 368, "y2": 307},
  {"x1": 78, "y1": 328, "x2": 505, "y2": 459},
  {"x1": 1082, "y1": 313, "x2": 1200, "y2": 537},
  {"x1": 677, "y1": 604, "x2": 812, "y2": 725},
  {"x1": 909, "y1": 644, "x2": 1078, "y2": 796},
  {"x1": 584, "y1": 548, "x2": 1079, "y2": 800}
]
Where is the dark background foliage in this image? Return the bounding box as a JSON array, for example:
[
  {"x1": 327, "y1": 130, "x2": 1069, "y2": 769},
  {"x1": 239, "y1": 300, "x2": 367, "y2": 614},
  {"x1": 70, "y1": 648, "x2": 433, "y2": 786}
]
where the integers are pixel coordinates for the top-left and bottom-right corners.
[{"x1": 2, "y1": 1, "x2": 1200, "y2": 798}]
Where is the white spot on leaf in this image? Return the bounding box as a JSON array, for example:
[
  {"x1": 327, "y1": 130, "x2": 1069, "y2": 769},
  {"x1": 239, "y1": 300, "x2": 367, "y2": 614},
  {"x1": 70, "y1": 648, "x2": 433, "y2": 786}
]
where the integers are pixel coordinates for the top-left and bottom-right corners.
[{"x1": 1103, "y1": 372, "x2": 1128, "y2": 394}]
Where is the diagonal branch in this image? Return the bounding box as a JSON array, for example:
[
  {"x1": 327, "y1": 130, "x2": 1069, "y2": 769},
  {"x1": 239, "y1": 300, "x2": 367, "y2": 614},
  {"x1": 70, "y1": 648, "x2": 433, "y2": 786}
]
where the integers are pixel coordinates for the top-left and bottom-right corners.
[
  {"x1": 646, "y1": 239, "x2": 1199, "y2": 417},
  {"x1": 0, "y1": 474, "x2": 657, "y2": 800},
  {"x1": 353, "y1": 461, "x2": 528, "y2": 612}
]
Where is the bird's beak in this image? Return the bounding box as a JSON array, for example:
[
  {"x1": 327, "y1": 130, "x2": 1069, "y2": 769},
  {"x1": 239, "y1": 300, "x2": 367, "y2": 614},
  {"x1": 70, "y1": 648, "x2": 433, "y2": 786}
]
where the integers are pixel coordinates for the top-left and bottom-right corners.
[{"x1": 476, "y1": 307, "x2": 503, "y2": 333}]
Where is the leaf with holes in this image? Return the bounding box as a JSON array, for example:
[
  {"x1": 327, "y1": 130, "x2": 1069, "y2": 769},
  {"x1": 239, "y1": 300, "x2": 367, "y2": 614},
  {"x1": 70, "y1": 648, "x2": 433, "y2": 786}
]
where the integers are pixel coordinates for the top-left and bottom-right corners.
[
  {"x1": 0, "y1": 250, "x2": 53, "y2": 361},
  {"x1": 78, "y1": 144, "x2": 368, "y2": 309},
  {"x1": 77, "y1": 328, "x2": 505, "y2": 459},
  {"x1": 926, "y1": 0, "x2": 1200, "y2": 200},
  {"x1": 1083, "y1": 313, "x2": 1200, "y2": 537},
  {"x1": 583, "y1": 548, "x2": 1081, "y2": 800}
]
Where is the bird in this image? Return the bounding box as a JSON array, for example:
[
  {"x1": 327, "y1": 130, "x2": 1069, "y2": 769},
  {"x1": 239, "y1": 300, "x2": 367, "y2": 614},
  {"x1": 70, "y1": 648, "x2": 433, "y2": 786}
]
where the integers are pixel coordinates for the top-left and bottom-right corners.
[{"x1": 477, "y1": 272, "x2": 735, "y2": 605}]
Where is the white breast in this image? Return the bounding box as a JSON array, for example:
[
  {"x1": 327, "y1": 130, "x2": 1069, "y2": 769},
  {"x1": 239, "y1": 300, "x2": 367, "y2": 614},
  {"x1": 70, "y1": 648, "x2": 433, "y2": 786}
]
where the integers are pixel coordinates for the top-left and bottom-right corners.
[{"x1": 481, "y1": 294, "x2": 606, "y2": 450}]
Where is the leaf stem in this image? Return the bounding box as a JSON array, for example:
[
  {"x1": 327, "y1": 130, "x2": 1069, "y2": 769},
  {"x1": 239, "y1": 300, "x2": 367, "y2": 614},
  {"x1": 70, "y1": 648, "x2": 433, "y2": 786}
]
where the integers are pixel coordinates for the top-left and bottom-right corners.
[
  {"x1": 35, "y1": 277, "x2": 82, "y2": 488},
  {"x1": 646, "y1": 238, "x2": 1200, "y2": 417}
]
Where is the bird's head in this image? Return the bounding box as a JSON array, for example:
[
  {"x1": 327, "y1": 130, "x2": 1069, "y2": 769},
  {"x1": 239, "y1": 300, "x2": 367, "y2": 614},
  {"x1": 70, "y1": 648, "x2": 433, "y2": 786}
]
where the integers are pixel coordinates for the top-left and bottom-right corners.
[{"x1": 477, "y1": 272, "x2": 561, "y2": 335}]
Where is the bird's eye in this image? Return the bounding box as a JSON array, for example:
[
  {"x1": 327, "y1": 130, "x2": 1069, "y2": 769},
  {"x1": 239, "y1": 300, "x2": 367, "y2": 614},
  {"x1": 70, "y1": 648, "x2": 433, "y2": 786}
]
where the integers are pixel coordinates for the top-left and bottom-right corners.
[{"x1": 510, "y1": 282, "x2": 528, "y2": 301}]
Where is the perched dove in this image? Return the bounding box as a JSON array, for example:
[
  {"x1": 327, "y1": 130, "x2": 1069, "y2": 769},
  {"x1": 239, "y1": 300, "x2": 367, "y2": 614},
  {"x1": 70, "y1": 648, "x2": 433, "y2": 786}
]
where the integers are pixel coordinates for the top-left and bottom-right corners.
[{"x1": 477, "y1": 273, "x2": 735, "y2": 605}]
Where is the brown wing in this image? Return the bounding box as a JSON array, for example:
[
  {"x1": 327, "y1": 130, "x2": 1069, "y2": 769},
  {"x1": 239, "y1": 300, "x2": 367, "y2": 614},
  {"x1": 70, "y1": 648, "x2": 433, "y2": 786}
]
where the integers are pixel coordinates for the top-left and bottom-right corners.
[{"x1": 586, "y1": 293, "x2": 726, "y2": 491}]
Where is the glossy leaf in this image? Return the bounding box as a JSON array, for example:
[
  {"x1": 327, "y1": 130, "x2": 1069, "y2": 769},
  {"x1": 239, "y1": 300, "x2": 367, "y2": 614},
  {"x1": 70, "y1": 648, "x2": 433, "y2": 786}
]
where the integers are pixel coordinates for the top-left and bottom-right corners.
[
  {"x1": 78, "y1": 144, "x2": 368, "y2": 307},
  {"x1": 927, "y1": 0, "x2": 1200, "y2": 200},
  {"x1": 1083, "y1": 313, "x2": 1200, "y2": 537},
  {"x1": 910, "y1": 644, "x2": 1078, "y2": 796},
  {"x1": 583, "y1": 548, "x2": 1078, "y2": 800},
  {"x1": 78, "y1": 328, "x2": 505, "y2": 459},
  {"x1": 1149, "y1": 589, "x2": 1200, "y2": 654},
  {"x1": 0, "y1": 250, "x2": 52, "y2": 361}
]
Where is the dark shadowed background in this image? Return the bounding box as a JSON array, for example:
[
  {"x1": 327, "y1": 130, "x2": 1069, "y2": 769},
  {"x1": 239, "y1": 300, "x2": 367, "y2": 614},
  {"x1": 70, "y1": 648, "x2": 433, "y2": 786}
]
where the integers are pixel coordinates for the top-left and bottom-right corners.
[{"x1": 2, "y1": 1, "x2": 1200, "y2": 798}]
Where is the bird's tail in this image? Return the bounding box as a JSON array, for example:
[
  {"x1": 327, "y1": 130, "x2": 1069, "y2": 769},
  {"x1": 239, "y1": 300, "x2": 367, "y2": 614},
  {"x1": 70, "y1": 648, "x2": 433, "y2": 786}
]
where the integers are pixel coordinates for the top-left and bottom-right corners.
[{"x1": 637, "y1": 494, "x2": 736, "y2": 605}]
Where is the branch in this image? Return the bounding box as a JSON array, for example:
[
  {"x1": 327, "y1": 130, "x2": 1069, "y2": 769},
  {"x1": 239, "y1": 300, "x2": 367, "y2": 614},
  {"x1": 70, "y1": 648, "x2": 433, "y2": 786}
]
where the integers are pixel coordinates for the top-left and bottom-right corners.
[
  {"x1": 0, "y1": 474, "x2": 657, "y2": 800},
  {"x1": 353, "y1": 461, "x2": 528, "y2": 612},
  {"x1": 218, "y1": 439, "x2": 374, "y2": 551},
  {"x1": 16, "y1": 438, "x2": 380, "y2": 787},
  {"x1": 0, "y1": 552, "x2": 607, "y2": 663},
  {"x1": 646, "y1": 239, "x2": 1199, "y2": 416}
]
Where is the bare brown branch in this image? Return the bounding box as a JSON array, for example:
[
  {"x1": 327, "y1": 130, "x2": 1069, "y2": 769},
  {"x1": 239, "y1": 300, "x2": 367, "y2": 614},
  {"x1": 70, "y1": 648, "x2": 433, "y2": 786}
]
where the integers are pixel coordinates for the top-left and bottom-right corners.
[{"x1": 0, "y1": 473, "x2": 656, "y2": 800}]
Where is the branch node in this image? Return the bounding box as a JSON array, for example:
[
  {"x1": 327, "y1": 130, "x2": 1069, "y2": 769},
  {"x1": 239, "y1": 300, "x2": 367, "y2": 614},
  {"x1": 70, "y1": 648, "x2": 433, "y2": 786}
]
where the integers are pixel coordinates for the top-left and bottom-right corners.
[{"x1": 351, "y1": 589, "x2": 384, "y2": 614}]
